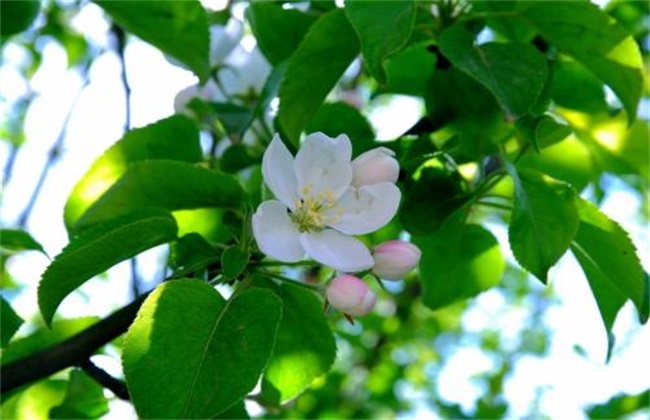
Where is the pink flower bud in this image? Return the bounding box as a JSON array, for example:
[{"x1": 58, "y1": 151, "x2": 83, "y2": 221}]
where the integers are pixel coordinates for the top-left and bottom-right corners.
[
  {"x1": 326, "y1": 275, "x2": 376, "y2": 316},
  {"x1": 351, "y1": 147, "x2": 399, "y2": 187},
  {"x1": 371, "y1": 240, "x2": 422, "y2": 280}
]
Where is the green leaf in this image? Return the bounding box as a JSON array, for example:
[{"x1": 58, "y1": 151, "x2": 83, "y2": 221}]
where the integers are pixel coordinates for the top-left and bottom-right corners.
[
  {"x1": 64, "y1": 115, "x2": 202, "y2": 229},
  {"x1": 170, "y1": 233, "x2": 220, "y2": 278},
  {"x1": 571, "y1": 199, "x2": 648, "y2": 356},
  {"x1": 38, "y1": 210, "x2": 178, "y2": 326},
  {"x1": 439, "y1": 24, "x2": 548, "y2": 119},
  {"x1": 516, "y1": 115, "x2": 572, "y2": 152},
  {"x1": 0, "y1": 229, "x2": 46, "y2": 256},
  {"x1": 414, "y1": 218, "x2": 505, "y2": 310},
  {"x1": 0, "y1": 0, "x2": 40, "y2": 38},
  {"x1": 1, "y1": 380, "x2": 67, "y2": 420},
  {"x1": 123, "y1": 280, "x2": 282, "y2": 418},
  {"x1": 220, "y1": 144, "x2": 259, "y2": 174},
  {"x1": 246, "y1": 3, "x2": 318, "y2": 65},
  {"x1": 306, "y1": 102, "x2": 375, "y2": 154},
  {"x1": 1, "y1": 297, "x2": 24, "y2": 348},
  {"x1": 520, "y1": 1, "x2": 644, "y2": 122},
  {"x1": 75, "y1": 161, "x2": 244, "y2": 230},
  {"x1": 94, "y1": 0, "x2": 210, "y2": 82},
  {"x1": 257, "y1": 278, "x2": 336, "y2": 404},
  {"x1": 221, "y1": 246, "x2": 249, "y2": 280},
  {"x1": 400, "y1": 166, "x2": 470, "y2": 235},
  {"x1": 2, "y1": 317, "x2": 97, "y2": 365},
  {"x1": 215, "y1": 400, "x2": 249, "y2": 419},
  {"x1": 507, "y1": 166, "x2": 579, "y2": 283},
  {"x1": 278, "y1": 9, "x2": 360, "y2": 145},
  {"x1": 49, "y1": 370, "x2": 109, "y2": 419},
  {"x1": 384, "y1": 41, "x2": 437, "y2": 96},
  {"x1": 345, "y1": 0, "x2": 415, "y2": 84},
  {"x1": 550, "y1": 58, "x2": 608, "y2": 113}
]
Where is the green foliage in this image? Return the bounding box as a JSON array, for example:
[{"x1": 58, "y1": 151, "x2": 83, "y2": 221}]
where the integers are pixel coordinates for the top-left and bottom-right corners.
[
  {"x1": 49, "y1": 370, "x2": 109, "y2": 419},
  {"x1": 39, "y1": 211, "x2": 178, "y2": 325},
  {"x1": 94, "y1": 0, "x2": 210, "y2": 82},
  {"x1": 0, "y1": 0, "x2": 40, "y2": 38},
  {"x1": 415, "y1": 216, "x2": 505, "y2": 310},
  {"x1": 439, "y1": 24, "x2": 548, "y2": 119},
  {"x1": 278, "y1": 9, "x2": 360, "y2": 145},
  {"x1": 508, "y1": 166, "x2": 579, "y2": 283},
  {"x1": 0, "y1": 229, "x2": 46, "y2": 256},
  {"x1": 345, "y1": 0, "x2": 415, "y2": 84},
  {"x1": 123, "y1": 280, "x2": 282, "y2": 418},
  {"x1": 75, "y1": 161, "x2": 243, "y2": 230},
  {"x1": 1, "y1": 297, "x2": 24, "y2": 348},
  {"x1": 64, "y1": 115, "x2": 202, "y2": 229},
  {"x1": 306, "y1": 102, "x2": 375, "y2": 153}
]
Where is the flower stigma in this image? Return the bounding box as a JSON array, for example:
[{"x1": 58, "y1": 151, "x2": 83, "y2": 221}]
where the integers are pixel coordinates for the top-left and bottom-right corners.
[{"x1": 291, "y1": 186, "x2": 342, "y2": 232}]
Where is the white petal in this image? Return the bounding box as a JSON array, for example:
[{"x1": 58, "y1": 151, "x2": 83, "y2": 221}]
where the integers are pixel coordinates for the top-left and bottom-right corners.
[
  {"x1": 262, "y1": 135, "x2": 298, "y2": 210},
  {"x1": 327, "y1": 183, "x2": 401, "y2": 235},
  {"x1": 252, "y1": 200, "x2": 304, "y2": 262},
  {"x1": 300, "y1": 230, "x2": 374, "y2": 273},
  {"x1": 294, "y1": 132, "x2": 352, "y2": 200},
  {"x1": 351, "y1": 147, "x2": 399, "y2": 187}
]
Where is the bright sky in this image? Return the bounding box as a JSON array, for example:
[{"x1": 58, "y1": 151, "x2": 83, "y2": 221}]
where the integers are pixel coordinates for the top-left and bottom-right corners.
[{"x1": 1, "y1": 2, "x2": 649, "y2": 419}]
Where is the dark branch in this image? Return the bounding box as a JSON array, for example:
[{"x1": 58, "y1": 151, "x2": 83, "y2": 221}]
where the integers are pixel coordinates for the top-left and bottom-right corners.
[
  {"x1": 0, "y1": 293, "x2": 147, "y2": 395},
  {"x1": 79, "y1": 358, "x2": 130, "y2": 400}
]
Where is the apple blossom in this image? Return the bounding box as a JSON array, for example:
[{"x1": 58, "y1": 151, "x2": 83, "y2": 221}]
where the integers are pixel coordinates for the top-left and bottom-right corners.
[
  {"x1": 252, "y1": 132, "x2": 401, "y2": 272},
  {"x1": 326, "y1": 275, "x2": 376, "y2": 316},
  {"x1": 371, "y1": 240, "x2": 422, "y2": 280}
]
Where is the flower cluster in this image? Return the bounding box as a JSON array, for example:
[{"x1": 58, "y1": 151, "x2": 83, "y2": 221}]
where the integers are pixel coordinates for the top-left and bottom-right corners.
[{"x1": 252, "y1": 132, "x2": 421, "y2": 317}]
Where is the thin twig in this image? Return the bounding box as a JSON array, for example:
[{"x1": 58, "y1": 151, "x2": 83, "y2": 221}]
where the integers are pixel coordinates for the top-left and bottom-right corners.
[{"x1": 78, "y1": 358, "x2": 130, "y2": 400}]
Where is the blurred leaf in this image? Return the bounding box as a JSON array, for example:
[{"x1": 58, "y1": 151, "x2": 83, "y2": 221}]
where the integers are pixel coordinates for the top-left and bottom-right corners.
[
  {"x1": 123, "y1": 280, "x2": 282, "y2": 418},
  {"x1": 439, "y1": 24, "x2": 548, "y2": 119},
  {"x1": 1, "y1": 297, "x2": 24, "y2": 348},
  {"x1": 571, "y1": 199, "x2": 648, "y2": 358},
  {"x1": 64, "y1": 115, "x2": 202, "y2": 229},
  {"x1": 215, "y1": 400, "x2": 249, "y2": 419},
  {"x1": 384, "y1": 41, "x2": 437, "y2": 96},
  {"x1": 278, "y1": 9, "x2": 360, "y2": 145},
  {"x1": 1, "y1": 380, "x2": 67, "y2": 420},
  {"x1": 508, "y1": 166, "x2": 578, "y2": 283},
  {"x1": 39, "y1": 210, "x2": 178, "y2": 326},
  {"x1": 246, "y1": 3, "x2": 317, "y2": 65},
  {"x1": 306, "y1": 102, "x2": 375, "y2": 154},
  {"x1": 2, "y1": 318, "x2": 98, "y2": 365},
  {"x1": 414, "y1": 217, "x2": 505, "y2": 310},
  {"x1": 345, "y1": 0, "x2": 415, "y2": 84},
  {"x1": 94, "y1": 0, "x2": 210, "y2": 82},
  {"x1": 0, "y1": 229, "x2": 46, "y2": 256},
  {"x1": 170, "y1": 233, "x2": 220, "y2": 278},
  {"x1": 257, "y1": 278, "x2": 336, "y2": 404},
  {"x1": 520, "y1": 1, "x2": 644, "y2": 123},
  {"x1": 75, "y1": 161, "x2": 244, "y2": 230},
  {"x1": 473, "y1": 0, "x2": 535, "y2": 42},
  {"x1": 515, "y1": 115, "x2": 572, "y2": 152},
  {"x1": 221, "y1": 246, "x2": 249, "y2": 280},
  {"x1": 400, "y1": 166, "x2": 470, "y2": 235},
  {"x1": 0, "y1": 0, "x2": 39, "y2": 38},
  {"x1": 586, "y1": 390, "x2": 650, "y2": 419},
  {"x1": 49, "y1": 370, "x2": 109, "y2": 419},
  {"x1": 550, "y1": 58, "x2": 608, "y2": 113},
  {"x1": 220, "y1": 144, "x2": 258, "y2": 174}
]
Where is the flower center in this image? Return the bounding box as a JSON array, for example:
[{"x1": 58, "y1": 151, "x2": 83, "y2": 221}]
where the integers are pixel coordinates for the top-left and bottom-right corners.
[{"x1": 291, "y1": 187, "x2": 340, "y2": 232}]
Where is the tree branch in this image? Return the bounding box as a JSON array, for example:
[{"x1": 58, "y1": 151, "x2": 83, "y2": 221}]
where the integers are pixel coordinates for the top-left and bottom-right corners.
[
  {"x1": 79, "y1": 358, "x2": 130, "y2": 400},
  {"x1": 0, "y1": 293, "x2": 147, "y2": 396}
]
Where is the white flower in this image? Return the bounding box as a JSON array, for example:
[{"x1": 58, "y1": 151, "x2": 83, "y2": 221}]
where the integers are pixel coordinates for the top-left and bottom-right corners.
[{"x1": 252, "y1": 133, "x2": 401, "y2": 272}]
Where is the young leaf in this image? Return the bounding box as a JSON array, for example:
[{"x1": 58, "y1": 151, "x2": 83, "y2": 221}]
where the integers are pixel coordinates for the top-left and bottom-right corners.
[
  {"x1": 245, "y1": 3, "x2": 317, "y2": 65},
  {"x1": 439, "y1": 25, "x2": 548, "y2": 119},
  {"x1": 414, "y1": 217, "x2": 505, "y2": 310},
  {"x1": 507, "y1": 166, "x2": 578, "y2": 283},
  {"x1": 64, "y1": 115, "x2": 202, "y2": 229},
  {"x1": 49, "y1": 369, "x2": 109, "y2": 419},
  {"x1": 384, "y1": 41, "x2": 437, "y2": 96},
  {"x1": 345, "y1": 0, "x2": 415, "y2": 84},
  {"x1": 520, "y1": 1, "x2": 644, "y2": 123},
  {"x1": 0, "y1": 229, "x2": 46, "y2": 256},
  {"x1": 38, "y1": 211, "x2": 178, "y2": 326},
  {"x1": 571, "y1": 199, "x2": 648, "y2": 349},
  {"x1": 123, "y1": 280, "x2": 282, "y2": 418},
  {"x1": 94, "y1": 0, "x2": 210, "y2": 82},
  {"x1": 170, "y1": 233, "x2": 220, "y2": 278},
  {"x1": 515, "y1": 115, "x2": 571, "y2": 152},
  {"x1": 278, "y1": 9, "x2": 360, "y2": 145},
  {"x1": 221, "y1": 246, "x2": 249, "y2": 280},
  {"x1": 306, "y1": 102, "x2": 375, "y2": 154},
  {"x1": 74, "y1": 161, "x2": 244, "y2": 231},
  {"x1": 257, "y1": 277, "x2": 336, "y2": 404},
  {"x1": 1, "y1": 297, "x2": 24, "y2": 348}
]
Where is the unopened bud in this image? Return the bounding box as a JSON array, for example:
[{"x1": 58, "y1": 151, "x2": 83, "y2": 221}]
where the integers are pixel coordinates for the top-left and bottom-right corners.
[
  {"x1": 372, "y1": 240, "x2": 421, "y2": 280},
  {"x1": 351, "y1": 147, "x2": 399, "y2": 187},
  {"x1": 326, "y1": 275, "x2": 376, "y2": 316}
]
